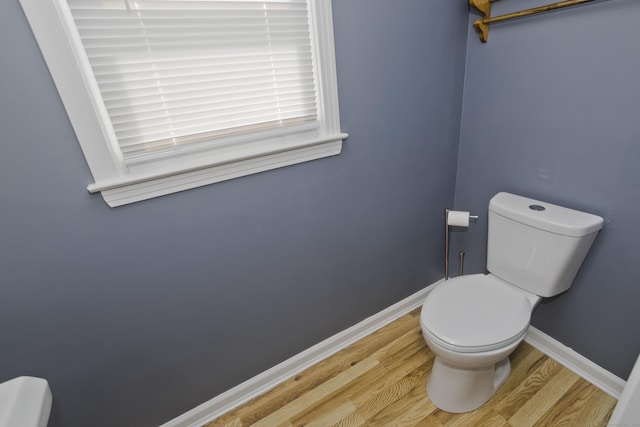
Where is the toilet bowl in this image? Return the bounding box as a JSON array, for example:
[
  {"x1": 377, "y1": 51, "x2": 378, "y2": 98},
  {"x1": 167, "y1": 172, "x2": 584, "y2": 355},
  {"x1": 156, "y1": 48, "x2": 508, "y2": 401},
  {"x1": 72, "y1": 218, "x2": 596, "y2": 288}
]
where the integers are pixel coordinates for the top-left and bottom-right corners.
[
  {"x1": 420, "y1": 274, "x2": 538, "y2": 413},
  {"x1": 420, "y1": 192, "x2": 603, "y2": 413}
]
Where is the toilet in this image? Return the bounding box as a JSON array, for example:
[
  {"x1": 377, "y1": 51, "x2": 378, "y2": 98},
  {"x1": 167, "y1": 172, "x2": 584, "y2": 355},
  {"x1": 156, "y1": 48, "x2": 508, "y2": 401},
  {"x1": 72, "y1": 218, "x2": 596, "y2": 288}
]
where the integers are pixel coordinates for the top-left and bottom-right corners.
[{"x1": 420, "y1": 192, "x2": 603, "y2": 413}]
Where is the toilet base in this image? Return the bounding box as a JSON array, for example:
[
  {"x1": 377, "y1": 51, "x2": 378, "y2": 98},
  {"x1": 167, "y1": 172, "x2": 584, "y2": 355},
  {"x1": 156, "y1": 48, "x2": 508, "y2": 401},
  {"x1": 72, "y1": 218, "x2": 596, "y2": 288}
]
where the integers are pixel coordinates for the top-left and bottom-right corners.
[{"x1": 426, "y1": 356, "x2": 511, "y2": 413}]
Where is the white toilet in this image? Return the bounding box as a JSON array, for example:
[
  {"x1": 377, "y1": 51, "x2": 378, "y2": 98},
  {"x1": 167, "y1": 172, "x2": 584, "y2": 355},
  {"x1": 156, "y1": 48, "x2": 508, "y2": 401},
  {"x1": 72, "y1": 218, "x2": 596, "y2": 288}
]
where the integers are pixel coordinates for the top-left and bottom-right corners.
[{"x1": 420, "y1": 192, "x2": 603, "y2": 413}]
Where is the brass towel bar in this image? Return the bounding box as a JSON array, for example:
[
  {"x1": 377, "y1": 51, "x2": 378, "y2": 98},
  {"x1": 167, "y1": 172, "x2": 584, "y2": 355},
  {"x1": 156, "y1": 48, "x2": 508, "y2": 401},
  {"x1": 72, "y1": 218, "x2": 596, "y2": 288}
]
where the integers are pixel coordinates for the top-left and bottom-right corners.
[{"x1": 470, "y1": 0, "x2": 597, "y2": 42}]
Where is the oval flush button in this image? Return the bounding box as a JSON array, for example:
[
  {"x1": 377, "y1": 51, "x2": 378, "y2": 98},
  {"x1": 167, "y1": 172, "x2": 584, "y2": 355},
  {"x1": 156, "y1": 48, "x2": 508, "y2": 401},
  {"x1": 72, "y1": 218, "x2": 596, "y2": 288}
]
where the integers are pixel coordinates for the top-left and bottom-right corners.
[{"x1": 529, "y1": 204, "x2": 546, "y2": 211}]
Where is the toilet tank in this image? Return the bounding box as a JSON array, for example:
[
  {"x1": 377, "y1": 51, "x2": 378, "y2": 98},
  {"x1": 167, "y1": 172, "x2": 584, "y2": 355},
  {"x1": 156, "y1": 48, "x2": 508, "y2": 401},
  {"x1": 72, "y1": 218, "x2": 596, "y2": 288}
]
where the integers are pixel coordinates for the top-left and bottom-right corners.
[{"x1": 487, "y1": 192, "x2": 603, "y2": 297}]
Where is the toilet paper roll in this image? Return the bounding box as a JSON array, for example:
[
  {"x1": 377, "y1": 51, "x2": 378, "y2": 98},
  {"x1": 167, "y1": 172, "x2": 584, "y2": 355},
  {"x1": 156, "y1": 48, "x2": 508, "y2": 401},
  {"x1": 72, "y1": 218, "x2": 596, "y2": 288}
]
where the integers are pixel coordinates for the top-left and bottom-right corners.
[{"x1": 448, "y1": 211, "x2": 470, "y2": 228}]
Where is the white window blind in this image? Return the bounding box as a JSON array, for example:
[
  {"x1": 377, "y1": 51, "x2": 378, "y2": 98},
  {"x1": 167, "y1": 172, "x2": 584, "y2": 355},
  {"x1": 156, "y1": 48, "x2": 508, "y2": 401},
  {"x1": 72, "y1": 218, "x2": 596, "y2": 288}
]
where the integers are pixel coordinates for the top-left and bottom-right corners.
[
  {"x1": 20, "y1": 0, "x2": 345, "y2": 206},
  {"x1": 67, "y1": 0, "x2": 320, "y2": 164}
]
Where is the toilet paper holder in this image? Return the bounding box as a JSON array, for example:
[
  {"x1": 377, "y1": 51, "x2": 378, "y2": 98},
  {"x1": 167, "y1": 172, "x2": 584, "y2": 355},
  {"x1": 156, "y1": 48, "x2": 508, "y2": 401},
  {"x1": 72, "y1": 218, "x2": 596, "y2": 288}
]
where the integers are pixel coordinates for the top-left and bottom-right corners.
[{"x1": 445, "y1": 209, "x2": 478, "y2": 280}]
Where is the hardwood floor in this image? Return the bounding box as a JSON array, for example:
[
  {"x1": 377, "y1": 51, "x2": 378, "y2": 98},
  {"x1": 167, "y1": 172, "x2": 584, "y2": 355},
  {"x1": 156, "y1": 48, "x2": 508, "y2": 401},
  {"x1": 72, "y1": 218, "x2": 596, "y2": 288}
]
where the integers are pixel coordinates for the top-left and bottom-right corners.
[{"x1": 205, "y1": 309, "x2": 617, "y2": 427}]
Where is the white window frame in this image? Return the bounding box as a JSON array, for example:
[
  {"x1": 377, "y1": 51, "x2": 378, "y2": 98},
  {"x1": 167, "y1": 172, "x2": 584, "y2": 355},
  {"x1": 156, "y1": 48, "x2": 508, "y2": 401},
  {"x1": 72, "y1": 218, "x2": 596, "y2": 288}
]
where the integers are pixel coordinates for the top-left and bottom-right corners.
[{"x1": 20, "y1": 0, "x2": 347, "y2": 207}]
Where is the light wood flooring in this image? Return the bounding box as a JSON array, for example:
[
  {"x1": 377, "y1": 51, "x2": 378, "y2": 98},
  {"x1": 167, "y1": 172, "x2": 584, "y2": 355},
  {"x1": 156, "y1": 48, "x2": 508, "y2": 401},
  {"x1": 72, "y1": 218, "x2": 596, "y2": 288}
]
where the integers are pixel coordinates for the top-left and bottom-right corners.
[{"x1": 205, "y1": 308, "x2": 617, "y2": 427}]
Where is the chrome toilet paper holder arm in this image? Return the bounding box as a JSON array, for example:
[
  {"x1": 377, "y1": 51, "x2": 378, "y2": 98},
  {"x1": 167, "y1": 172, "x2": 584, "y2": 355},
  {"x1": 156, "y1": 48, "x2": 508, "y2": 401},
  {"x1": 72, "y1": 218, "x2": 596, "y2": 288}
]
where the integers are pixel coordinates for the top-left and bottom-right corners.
[{"x1": 445, "y1": 209, "x2": 478, "y2": 280}]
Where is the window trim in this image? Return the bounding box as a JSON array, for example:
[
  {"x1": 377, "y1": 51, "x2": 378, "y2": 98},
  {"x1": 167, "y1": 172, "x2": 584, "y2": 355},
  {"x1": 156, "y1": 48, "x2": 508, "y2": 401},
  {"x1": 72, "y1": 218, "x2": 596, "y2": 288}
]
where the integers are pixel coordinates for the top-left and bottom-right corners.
[{"x1": 20, "y1": 0, "x2": 347, "y2": 207}]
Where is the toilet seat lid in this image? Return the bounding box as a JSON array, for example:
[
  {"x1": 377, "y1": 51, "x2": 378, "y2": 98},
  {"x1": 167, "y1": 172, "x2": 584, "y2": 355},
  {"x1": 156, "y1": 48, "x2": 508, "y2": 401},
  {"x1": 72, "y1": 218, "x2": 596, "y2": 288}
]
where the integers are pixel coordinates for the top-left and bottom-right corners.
[{"x1": 421, "y1": 275, "x2": 531, "y2": 351}]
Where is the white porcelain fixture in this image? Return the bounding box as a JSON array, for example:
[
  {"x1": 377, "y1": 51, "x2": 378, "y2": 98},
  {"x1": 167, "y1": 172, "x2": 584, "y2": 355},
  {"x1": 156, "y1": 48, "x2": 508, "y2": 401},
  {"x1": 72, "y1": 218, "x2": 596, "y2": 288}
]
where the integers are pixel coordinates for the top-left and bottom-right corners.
[
  {"x1": 0, "y1": 376, "x2": 52, "y2": 427},
  {"x1": 609, "y1": 351, "x2": 640, "y2": 425},
  {"x1": 420, "y1": 192, "x2": 603, "y2": 413}
]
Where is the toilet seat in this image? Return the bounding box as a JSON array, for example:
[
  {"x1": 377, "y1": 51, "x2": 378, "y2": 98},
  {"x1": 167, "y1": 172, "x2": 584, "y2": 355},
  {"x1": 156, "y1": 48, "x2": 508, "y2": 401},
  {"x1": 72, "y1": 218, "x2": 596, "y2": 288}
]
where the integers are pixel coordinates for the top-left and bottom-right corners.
[{"x1": 421, "y1": 274, "x2": 532, "y2": 353}]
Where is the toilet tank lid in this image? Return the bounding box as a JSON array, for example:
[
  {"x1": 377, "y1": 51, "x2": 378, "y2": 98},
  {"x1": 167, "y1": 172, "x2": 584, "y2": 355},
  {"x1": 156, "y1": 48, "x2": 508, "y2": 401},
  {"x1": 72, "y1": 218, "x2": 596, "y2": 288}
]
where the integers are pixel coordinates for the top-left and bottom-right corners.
[{"x1": 489, "y1": 192, "x2": 604, "y2": 237}]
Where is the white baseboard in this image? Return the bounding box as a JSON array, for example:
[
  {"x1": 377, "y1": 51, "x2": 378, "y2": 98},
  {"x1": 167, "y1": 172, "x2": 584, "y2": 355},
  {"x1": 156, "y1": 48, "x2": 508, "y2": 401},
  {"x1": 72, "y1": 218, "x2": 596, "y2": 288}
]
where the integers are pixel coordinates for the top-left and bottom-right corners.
[
  {"x1": 525, "y1": 326, "x2": 625, "y2": 399},
  {"x1": 161, "y1": 277, "x2": 625, "y2": 427},
  {"x1": 160, "y1": 279, "x2": 443, "y2": 427}
]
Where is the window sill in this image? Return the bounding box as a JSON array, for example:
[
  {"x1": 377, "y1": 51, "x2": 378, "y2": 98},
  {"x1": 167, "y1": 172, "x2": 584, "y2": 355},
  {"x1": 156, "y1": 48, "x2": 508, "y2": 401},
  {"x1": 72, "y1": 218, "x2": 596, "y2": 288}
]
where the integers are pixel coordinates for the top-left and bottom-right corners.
[{"x1": 87, "y1": 133, "x2": 348, "y2": 207}]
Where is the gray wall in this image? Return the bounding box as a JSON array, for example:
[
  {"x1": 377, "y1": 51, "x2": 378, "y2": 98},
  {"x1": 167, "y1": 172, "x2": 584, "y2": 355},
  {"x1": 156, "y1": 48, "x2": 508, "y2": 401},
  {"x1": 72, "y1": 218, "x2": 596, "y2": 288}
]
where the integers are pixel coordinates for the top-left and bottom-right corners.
[
  {"x1": 0, "y1": 1, "x2": 468, "y2": 426},
  {"x1": 454, "y1": 0, "x2": 640, "y2": 379}
]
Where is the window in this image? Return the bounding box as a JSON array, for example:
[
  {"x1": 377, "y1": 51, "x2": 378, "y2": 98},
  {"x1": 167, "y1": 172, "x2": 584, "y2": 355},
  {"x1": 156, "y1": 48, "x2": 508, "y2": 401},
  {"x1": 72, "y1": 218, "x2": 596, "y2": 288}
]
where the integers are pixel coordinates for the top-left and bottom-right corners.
[{"x1": 20, "y1": 0, "x2": 346, "y2": 207}]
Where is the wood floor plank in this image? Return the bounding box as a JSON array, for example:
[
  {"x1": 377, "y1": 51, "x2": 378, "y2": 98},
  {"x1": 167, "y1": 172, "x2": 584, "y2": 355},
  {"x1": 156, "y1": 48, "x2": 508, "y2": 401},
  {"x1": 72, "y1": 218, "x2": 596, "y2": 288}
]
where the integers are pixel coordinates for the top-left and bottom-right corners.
[
  {"x1": 216, "y1": 417, "x2": 241, "y2": 427},
  {"x1": 331, "y1": 410, "x2": 366, "y2": 427},
  {"x1": 413, "y1": 417, "x2": 443, "y2": 427},
  {"x1": 354, "y1": 349, "x2": 428, "y2": 412},
  {"x1": 249, "y1": 324, "x2": 427, "y2": 427},
  {"x1": 388, "y1": 399, "x2": 438, "y2": 427},
  {"x1": 356, "y1": 360, "x2": 431, "y2": 425},
  {"x1": 371, "y1": 325, "x2": 424, "y2": 363},
  {"x1": 408, "y1": 307, "x2": 422, "y2": 318},
  {"x1": 249, "y1": 356, "x2": 379, "y2": 427},
  {"x1": 428, "y1": 407, "x2": 459, "y2": 425},
  {"x1": 295, "y1": 335, "x2": 431, "y2": 427},
  {"x1": 290, "y1": 327, "x2": 429, "y2": 426},
  {"x1": 569, "y1": 385, "x2": 618, "y2": 427},
  {"x1": 493, "y1": 357, "x2": 564, "y2": 419},
  {"x1": 204, "y1": 309, "x2": 617, "y2": 427},
  {"x1": 494, "y1": 342, "x2": 546, "y2": 394},
  {"x1": 362, "y1": 367, "x2": 435, "y2": 426},
  {"x1": 508, "y1": 366, "x2": 581, "y2": 427},
  {"x1": 207, "y1": 314, "x2": 418, "y2": 427},
  {"x1": 444, "y1": 406, "x2": 510, "y2": 427},
  {"x1": 303, "y1": 401, "x2": 356, "y2": 427},
  {"x1": 533, "y1": 378, "x2": 596, "y2": 427}
]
